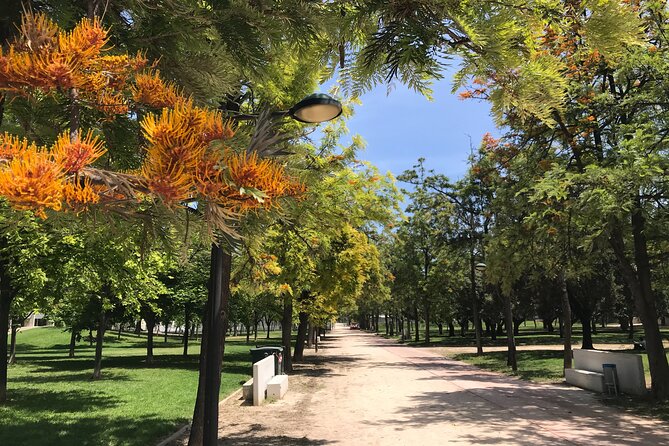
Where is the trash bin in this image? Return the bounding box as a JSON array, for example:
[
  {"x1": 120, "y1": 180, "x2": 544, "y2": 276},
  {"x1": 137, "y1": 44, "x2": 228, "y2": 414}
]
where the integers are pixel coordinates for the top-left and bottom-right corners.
[
  {"x1": 250, "y1": 346, "x2": 284, "y2": 375},
  {"x1": 602, "y1": 363, "x2": 619, "y2": 395}
]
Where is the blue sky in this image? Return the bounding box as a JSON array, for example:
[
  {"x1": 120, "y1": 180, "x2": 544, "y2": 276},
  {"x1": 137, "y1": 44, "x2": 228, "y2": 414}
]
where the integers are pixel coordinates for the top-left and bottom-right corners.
[{"x1": 341, "y1": 75, "x2": 498, "y2": 181}]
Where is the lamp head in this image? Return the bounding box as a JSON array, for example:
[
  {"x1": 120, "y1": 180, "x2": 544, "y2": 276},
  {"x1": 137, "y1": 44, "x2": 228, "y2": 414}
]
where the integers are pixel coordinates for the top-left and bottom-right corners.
[
  {"x1": 289, "y1": 93, "x2": 342, "y2": 124},
  {"x1": 475, "y1": 262, "x2": 487, "y2": 272}
]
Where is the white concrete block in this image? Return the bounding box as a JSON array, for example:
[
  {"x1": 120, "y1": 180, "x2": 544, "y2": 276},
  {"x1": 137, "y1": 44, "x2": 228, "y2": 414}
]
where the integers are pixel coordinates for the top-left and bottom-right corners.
[
  {"x1": 253, "y1": 355, "x2": 275, "y2": 406},
  {"x1": 565, "y1": 368, "x2": 605, "y2": 393},
  {"x1": 267, "y1": 374, "x2": 289, "y2": 399},
  {"x1": 573, "y1": 349, "x2": 646, "y2": 396},
  {"x1": 242, "y1": 378, "x2": 253, "y2": 401}
]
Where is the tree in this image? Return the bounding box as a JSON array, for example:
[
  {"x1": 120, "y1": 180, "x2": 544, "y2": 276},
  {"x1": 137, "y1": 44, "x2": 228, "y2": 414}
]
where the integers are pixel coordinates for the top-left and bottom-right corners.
[{"x1": 0, "y1": 208, "x2": 47, "y2": 401}]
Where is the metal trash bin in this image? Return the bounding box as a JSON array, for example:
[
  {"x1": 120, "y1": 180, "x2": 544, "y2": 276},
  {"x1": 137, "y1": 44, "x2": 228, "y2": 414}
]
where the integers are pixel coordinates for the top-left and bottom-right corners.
[
  {"x1": 602, "y1": 363, "x2": 619, "y2": 395},
  {"x1": 250, "y1": 346, "x2": 284, "y2": 375}
]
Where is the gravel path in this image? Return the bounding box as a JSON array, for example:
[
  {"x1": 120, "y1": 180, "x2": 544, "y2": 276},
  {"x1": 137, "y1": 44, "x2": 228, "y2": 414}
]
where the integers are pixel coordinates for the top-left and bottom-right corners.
[{"x1": 191, "y1": 325, "x2": 669, "y2": 445}]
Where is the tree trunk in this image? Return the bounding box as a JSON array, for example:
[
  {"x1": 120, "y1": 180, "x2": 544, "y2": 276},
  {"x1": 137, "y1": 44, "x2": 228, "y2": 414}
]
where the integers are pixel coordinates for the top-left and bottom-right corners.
[
  {"x1": 188, "y1": 246, "x2": 231, "y2": 446},
  {"x1": 504, "y1": 292, "x2": 517, "y2": 371},
  {"x1": 448, "y1": 321, "x2": 455, "y2": 337},
  {"x1": 266, "y1": 318, "x2": 271, "y2": 339},
  {"x1": 424, "y1": 303, "x2": 430, "y2": 343},
  {"x1": 629, "y1": 315, "x2": 634, "y2": 340},
  {"x1": 146, "y1": 312, "x2": 155, "y2": 365},
  {"x1": 91, "y1": 307, "x2": 106, "y2": 380},
  {"x1": 183, "y1": 305, "x2": 190, "y2": 357},
  {"x1": 134, "y1": 319, "x2": 141, "y2": 334},
  {"x1": 610, "y1": 211, "x2": 669, "y2": 399},
  {"x1": 188, "y1": 295, "x2": 209, "y2": 446},
  {"x1": 559, "y1": 270, "x2": 572, "y2": 371},
  {"x1": 414, "y1": 308, "x2": 420, "y2": 343},
  {"x1": 0, "y1": 293, "x2": 12, "y2": 403},
  {"x1": 245, "y1": 325, "x2": 250, "y2": 343},
  {"x1": 581, "y1": 313, "x2": 594, "y2": 350},
  {"x1": 69, "y1": 329, "x2": 77, "y2": 358},
  {"x1": 306, "y1": 323, "x2": 314, "y2": 349},
  {"x1": 117, "y1": 324, "x2": 122, "y2": 340},
  {"x1": 293, "y1": 307, "x2": 309, "y2": 362},
  {"x1": 281, "y1": 293, "x2": 293, "y2": 373},
  {"x1": 8, "y1": 322, "x2": 18, "y2": 365},
  {"x1": 164, "y1": 322, "x2": 169, "y2": 343}
]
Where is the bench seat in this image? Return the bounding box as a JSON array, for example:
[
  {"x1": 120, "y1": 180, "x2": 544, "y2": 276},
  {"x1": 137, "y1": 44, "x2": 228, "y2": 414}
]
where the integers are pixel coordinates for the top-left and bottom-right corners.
[
  {"x1": 565, "y1": 368, "x2": 604, "y2": 393},
  {"x1": 242, "y1": 378, "x2": 253, "y2": 401},
  {"x1": 267, "y1": 374, "x2": 289, "y2": 399}
]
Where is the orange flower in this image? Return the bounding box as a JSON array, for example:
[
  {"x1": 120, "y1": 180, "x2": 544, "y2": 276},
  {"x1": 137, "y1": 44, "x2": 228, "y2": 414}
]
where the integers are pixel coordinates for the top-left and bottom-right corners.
[
  {"x1": 63, "y1": 177, "x2": 100, "y2": 211},
  {"x1": 57, "y1": 17, "x2": 108, "y2": 63},
  {"x1": 51, "y1": 129, "x2": 106, "y2": 173},
  {"x1": 12, "y1": 11, "x2": 59, "y2": 53},
  {"x1": 0, "y1": 148, "x2": 64, "y2": 217},
  {"x1": 142, "y1": 160, "x2": 193, "y2": 204},
  {"x1": 132, "y1": 71, "x2": 181, "y2": 108},
  {"x1": 93, "y1": 90, "x2": 130, "y2": 118},
  {"x1": 0, "y1": 133, "x2": 38, "y2": 160}
]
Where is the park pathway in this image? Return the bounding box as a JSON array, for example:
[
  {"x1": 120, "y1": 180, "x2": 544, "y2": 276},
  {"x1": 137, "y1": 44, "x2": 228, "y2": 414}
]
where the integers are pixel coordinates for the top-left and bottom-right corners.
[{"x1": 207, "y1": 325, "x2": 669, "y2": 445}]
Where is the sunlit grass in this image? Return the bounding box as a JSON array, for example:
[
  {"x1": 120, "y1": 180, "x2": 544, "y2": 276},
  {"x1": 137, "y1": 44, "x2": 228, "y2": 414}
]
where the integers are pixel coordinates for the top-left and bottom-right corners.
[{"x1": 0, "y1": 326, "x2": 281, "y2": 446}]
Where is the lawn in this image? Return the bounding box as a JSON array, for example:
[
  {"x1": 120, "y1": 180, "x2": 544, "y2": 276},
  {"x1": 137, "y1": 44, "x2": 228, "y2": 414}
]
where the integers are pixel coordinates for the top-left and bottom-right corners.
[
  {"x1": 0, "y1": 326, "x2": 281, "y2": 446},
  {"x1": 379, "y1": 321, "x2": 669, "y2": 387}
]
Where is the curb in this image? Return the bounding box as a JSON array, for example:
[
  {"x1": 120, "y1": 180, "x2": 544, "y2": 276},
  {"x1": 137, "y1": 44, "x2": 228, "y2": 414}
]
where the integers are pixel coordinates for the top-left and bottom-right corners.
[{"x1": 155, "y1": 388, "x2": 244, "y2": 446}]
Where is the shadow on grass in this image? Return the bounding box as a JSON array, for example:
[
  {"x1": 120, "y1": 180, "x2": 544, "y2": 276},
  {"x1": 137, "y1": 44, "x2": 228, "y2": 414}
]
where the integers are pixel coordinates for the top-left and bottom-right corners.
[
  {"x1": 392, "y1": 327, "x2": 653, "y2": 349},
  {"x1": 3, "y1": 387, "x2": 120, "y2": 413},
  {"x1": 1, "y1": 411, "x2": 184, "y2": 446},
  {"x1": 452, "y1": 350, "x2": 564, "y2": 382},
  {"x1": 603, "y1": 394, "x2": 669, "y2": 423},
  {"x1": 13, "y1": 350, "x2": 252, "y2": 375}
]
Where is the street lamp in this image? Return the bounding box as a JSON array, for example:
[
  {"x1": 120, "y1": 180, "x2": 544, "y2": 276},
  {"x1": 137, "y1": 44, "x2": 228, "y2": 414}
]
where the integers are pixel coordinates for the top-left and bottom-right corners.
[
  {"x1": 202, "y1": 92, "x2": 342, "y2": 446},
  {"x1": 288, "y1": 93, "x2": 343, "y2": 123},
  {"x1": 227, "y1": 93, "x2": 343, "y2": 124},
  {"x1": 475, "y1": 262, "x2": 487, "y2": 273}
]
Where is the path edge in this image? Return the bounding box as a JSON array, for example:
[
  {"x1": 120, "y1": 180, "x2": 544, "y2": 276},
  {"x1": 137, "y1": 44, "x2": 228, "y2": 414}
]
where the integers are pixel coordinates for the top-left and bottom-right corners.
[{"x1": 155, "y1": 388, "x2": 244, "y2": 446}]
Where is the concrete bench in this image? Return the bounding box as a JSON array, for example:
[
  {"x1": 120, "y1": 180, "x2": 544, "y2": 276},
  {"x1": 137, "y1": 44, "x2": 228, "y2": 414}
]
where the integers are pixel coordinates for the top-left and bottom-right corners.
[
  {"x1": 267, "y1": 374, "x2": 289, "y2": 399},
  {"x1": 253, "y1": 355, "x2": 276, "y2": 406},
  {"x1": 565, "y1": 349, "x2": 647, "y2": 396},
  {"x1": 565, "y1": 368, "x2": 604, "y2": 393},
  {"x1": 242, "y1": 379, "x2": 253, "y2": 401}
]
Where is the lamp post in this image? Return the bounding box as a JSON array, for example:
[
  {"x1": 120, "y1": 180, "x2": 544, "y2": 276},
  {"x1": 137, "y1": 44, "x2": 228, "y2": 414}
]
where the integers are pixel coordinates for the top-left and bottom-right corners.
[
  {"x1": 202, "y1": 93, "x2": 342, "y2": 446},
  {"x1": 473, "y1": 262, "x2": 486, "y2": 356},
  {"x1": 226, "y1": 93, "x2": 343, "y2": 123}
]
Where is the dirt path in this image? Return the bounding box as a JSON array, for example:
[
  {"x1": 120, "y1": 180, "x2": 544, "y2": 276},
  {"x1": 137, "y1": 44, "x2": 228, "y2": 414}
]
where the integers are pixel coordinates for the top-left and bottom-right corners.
[{"x1": 183, "y1": 325, "x2": 669, "y2": 445}]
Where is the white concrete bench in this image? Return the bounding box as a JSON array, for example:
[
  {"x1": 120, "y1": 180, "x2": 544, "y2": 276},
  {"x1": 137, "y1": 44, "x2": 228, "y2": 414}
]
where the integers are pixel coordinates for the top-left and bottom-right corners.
[
  {"x1": 565, "y1": 349, "x2": 646, "y2": 396},
  {"x1": 565, "y1": 368, "x2": 604, "y2": 393},
  {"x1": 242, "y1": 378, "x2": 253, "y2": 401},
  {"x1": 253, "y1": 355, "x2": 276, "y2": 406},
  {"x1": 267, "y1": 374, "x2": 289, "y2": 399}
]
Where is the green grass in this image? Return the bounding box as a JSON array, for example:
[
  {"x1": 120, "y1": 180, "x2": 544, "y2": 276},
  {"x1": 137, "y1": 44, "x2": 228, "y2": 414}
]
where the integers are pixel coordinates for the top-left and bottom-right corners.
[
  {"x1": 378, "y1": 320, "x2": 669, "y2": 349},
  {"x1": 452, "y1": 350, "x2": 566, "y2": 382},
  {"x1": 375, "y1": 321, "x2": 669, "y2": 386},
  {"x1": 0, "y1": 326, "x2": 282, "y2": 446}
]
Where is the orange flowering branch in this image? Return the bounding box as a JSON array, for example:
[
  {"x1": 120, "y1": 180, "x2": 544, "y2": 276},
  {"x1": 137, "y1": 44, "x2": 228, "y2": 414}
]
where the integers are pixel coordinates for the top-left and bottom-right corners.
[{"x1": 0, "y1": 11, "x2": 306, "y2": 233}]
